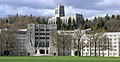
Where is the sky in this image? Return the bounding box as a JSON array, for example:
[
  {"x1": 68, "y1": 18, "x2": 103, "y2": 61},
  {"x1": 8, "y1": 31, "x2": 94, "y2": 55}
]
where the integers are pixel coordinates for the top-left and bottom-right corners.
[{"x1": 0, "y1": 0, "x2": 120, "y2": 19}]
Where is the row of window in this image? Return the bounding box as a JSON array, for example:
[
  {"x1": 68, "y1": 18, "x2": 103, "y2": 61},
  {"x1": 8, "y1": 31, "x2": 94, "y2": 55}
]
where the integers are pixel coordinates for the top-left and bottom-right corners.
[
  {"x1": 82, "y1": 49, "x2": 117, "y2": 51},
  {"x1": 35, "y1": 29, "x2": 49, "y2": 31},
  {"x1": 35, "y1": 41, "x2": 49, "y2": 47},
  {"x1": 35, "y1": 37, "x2": 49, "y2": 39},
  {"x1": 82, "y1": 53, "x2": 117, "y2": 55},
  {"x1": 35, "y1": 33, "x2": 50, "y2": 35}
]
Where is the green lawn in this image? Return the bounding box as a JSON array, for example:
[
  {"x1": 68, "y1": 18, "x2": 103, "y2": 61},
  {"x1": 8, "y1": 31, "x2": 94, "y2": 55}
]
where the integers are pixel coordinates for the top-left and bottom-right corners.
[{"x1": 0, "y1": 56, "x2": 120, "y2": 62}]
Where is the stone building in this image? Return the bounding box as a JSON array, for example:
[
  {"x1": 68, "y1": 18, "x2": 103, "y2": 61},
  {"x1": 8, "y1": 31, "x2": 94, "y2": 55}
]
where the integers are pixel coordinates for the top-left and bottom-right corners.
[
  {"x1": 15, "y1": 29, "x2": 28, "y2": 55},
  {"x1": 27, "y1": 24, "x2": 57, "y2": 56}
]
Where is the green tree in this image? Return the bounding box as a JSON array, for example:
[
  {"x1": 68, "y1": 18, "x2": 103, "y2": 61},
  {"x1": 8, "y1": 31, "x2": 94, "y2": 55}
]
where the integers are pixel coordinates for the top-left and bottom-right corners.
[
  {"x1": 52, "y1": 32, "x2": 72, "y2": 56},
  {"x1": 111, "y1": 15, "x2": 115, "y2": 19},
  {"x1": 56, "y1": 17, "x2": 62, "y2": 30},
  {"x1": 87, "y1": 28, "x2": 107, "y2": 57},
  {"x1": 116, "y1": 15, "x2": 120, "y2": 20},
  {"x1": 68, "y1": 17, "x2": 72, "y2": 30},
  {"x1": 97, "y1": 18, "x2": 105, "y2": 29},
  {"x1": 72, "y1": 19, "x2": 77, "y2": 29},
  {"x1": 0, "y1": 30, "x2": 16, "y2": 56},
  {"x1": 105, "y1": 14, "x2": 110, "y2": 20},
  {"x1": 72, "y1": 30, "x2": 85, "y2": 56}
]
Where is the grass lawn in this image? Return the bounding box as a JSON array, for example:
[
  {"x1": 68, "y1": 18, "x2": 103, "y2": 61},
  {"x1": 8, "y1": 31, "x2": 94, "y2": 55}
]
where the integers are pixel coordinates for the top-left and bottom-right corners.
[{"x1": 0, "y1": 56, "x2": 120, "y2": 62}]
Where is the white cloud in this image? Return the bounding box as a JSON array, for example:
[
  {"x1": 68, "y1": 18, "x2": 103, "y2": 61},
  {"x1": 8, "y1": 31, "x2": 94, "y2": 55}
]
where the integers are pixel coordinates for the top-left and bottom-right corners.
[
  {"x1": 0, "y1": 0, "x2": 57, "y2": 9},
  {"x1": 0, "y1": 4, "x2": 54, "y2": 17},
  {"x1": 96, "y1": 0, "x2": 120, "y2": 7},
  {"x1": 0, "y1": 0, "x2": 120, "y2": 20},
  {"x1": 65, "y1": 6, "x2": 120, "y2": 19}
]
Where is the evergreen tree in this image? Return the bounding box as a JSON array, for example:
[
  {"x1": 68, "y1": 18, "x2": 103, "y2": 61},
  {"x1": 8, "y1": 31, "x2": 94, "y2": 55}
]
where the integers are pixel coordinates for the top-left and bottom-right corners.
[
  {"x1": 68, "y1": 17, "x2": 72, "y2": 30},
  {"x1": 42, "y1": 18, "x2": 47, "y2": 24},
  {"x1": 73, "y1": 19, "x2": 77, "y2": 29},
  {"x1": 105, "y1": 14, "x2": 110, "y2": 20},
  {"x1": 116, "y1": 15, "x2": 120, "y2": 20},
  {"x1": 111, "y1": 15, "x2": 115, "y2": 19},
  {"x1": 99, "y1": 18, "x2": 105, "y2": 27},
  {"x1": 56, "y1": 17, "x2": 62, "y2": 30}
]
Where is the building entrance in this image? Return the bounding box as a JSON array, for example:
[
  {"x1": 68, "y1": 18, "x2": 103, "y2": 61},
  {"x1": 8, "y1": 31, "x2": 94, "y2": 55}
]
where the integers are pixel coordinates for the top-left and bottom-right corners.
[{"x1": 40, "y1": 49, "x2": 45, "y2": 54}]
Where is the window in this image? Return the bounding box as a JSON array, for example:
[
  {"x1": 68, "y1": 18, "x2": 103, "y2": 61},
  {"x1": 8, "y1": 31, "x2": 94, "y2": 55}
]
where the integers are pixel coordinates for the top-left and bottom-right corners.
[
  {"x1": 40, "y1": 37, "x2": 45, "y2": 39},
  {"x1": 46, "y1": 41, "x2": 49, "y2": 47},
  {"x1": 114, "y1": 38, "x2": 117, "y2": 40},
  {"x1": 109, "y1": 35, "x2": 112, "y2": 37},
  {"x1": 35, "y1": 41, "x2": 38, "y2": 47},
  {"x1": 114, "y1": 49, "x2": 117, "y2": 51},
  {"x1": 119, "y1": 38, "x2": 120, "y2": 40},
  {"x1": 114, "y1": 42, "x2": 117, "y2": 44},
  {"x1": 40, "y1": 29, "x2": 44, "y2": 31},
  {"x1": 109, "y1": 38, "x2": 112, "y2": 41},
  {"x1": 35, "y1": 29, "x2": 38, "y2": 31},
  {"x1": 39, "y1": 41, "x2": 45, "y2": 47},
  {"x1": 16, "y1": 39, "x2": 21, "y2": 41},
  {"x1": 35, "y1": 33, "x2": 38, "y2": 35},
  {"x1": 114, "y1": 46, "x2": 117, "y2": 48},
  {"x1": 87, "y1": 46, "x2": 89, "y2": 48},
  {"x1": 39, "y1": 33, "x2": 45, "y2": 35},
  {"x1": 46, "y1": 29, "x2": 49, "y2": 31},
  {"x1": 46, "y1": 37, "x2": 49, "y2": 39},
  {"x1": 46, "y1": 33, "x2": 50, "y2": 35},
  {"x1": 35, "y1": 37, "x2": 38, "y2": 39},
  {"x1": 114, "y1": 35, "x2": 116, "y2": 37}
]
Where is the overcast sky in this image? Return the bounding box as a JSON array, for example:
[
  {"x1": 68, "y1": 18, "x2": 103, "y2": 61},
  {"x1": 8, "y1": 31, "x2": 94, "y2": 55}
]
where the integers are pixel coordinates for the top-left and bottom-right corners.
[{"x1": 0, "y1": 0, "x2": 120, "y2": 19}]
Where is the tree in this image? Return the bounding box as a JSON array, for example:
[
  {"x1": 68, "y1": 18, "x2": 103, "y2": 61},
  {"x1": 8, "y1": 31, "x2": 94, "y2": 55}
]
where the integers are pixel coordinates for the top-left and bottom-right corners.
[
  {"x1": 116, "y1": 15, "x2": 120, "y2": 20},
  {"x1": 72, "y1": 19, "x2": 77, "y2": 29},
  {"x1": 87, "y1": 32, "x2": 101, "y2": 56},
  {"x1": 52, "y1": 32, "x2": 72, "y2": 56},
  {"x1": 105, "y1": 14, "x2": 110, "y2": 20},
  {"x1": 68, "y1": 17, "x2": 72, "y2": 30},
  {"x1": 56, "y1": 17, "x2": 62, "y2": 30},
  {"x1": 100, "y1": 35, "x2": 109, "y2": 56},
  {"x1": 87, "y1": 28, "x2": 106, "y2": 57},
  {"x1": 106, "y1": 19, "x2": 120, "y2": 32},
  {"x1": 111, "y1": 15, "x2": 115, "y2": 19},
  {"x1": 97, "y1": 18, "x2": 105, "y2": 29},
  {"x1": 0, "y1": 30, "x2": 16, "y2": 56},
  {"x1": 72, "y1": 28, "x2": 85, "y2": 56}
]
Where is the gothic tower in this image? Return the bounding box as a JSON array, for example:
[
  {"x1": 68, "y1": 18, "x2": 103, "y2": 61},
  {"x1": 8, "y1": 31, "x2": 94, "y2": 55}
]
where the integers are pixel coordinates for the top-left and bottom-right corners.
[{"x1": 55, "y1": 5, "x2": 65, "y2": 17}]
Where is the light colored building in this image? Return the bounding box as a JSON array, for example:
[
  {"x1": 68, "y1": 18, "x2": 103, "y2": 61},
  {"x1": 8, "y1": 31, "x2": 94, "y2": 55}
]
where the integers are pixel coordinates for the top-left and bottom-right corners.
[
  {"x1": 71, "y1": 32, "x2": 120, "y2": 57},
  {"x1": 55, "y1": 5, "x2": 65, "y2": 17},
  {"x1": 48, "y1": 5, "x2": 84, "y2": 27},
  {"x1": 27, "y1": 24, "x2": 57, "y2": 56},
  {"x1": 57, "y1": 29, "x2": 120, "y2": 57}
]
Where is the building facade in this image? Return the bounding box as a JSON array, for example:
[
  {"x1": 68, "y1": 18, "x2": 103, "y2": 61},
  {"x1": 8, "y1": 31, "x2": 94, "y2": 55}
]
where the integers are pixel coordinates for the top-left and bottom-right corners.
[
  {"x1": 27, "y1": 24, "x2": 57, "y2": 56},
  {"x1": 71, "y1": 32, "x2": 120, "y2": 57},
  {"x1": 15, "y1": 29, "x2": 28, "y2": 56}
]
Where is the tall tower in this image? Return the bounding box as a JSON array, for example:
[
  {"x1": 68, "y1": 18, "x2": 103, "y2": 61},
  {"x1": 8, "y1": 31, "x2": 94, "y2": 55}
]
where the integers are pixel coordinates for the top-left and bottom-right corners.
[{"x1": 55, "y1": 5, "x2": 65, "y2": 17}]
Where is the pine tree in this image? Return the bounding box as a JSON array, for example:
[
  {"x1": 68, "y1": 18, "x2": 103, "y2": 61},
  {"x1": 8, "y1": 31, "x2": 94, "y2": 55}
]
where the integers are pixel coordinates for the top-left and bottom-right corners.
[
  {"x1": 105, "y1": 14, "x2": 110, "y2": 20},
  {"x1": 73, "y1": 19, "x2": 77, "y2": 29},
  {"x1": 56, "y1": 17, "x2": 62, "y2": 30},
  {"x1": 68, "y1": 17, "x2": 72, "y2": 30},
  {"x1": 111, "y1": 15, "x2": 115, "y2": 19}
]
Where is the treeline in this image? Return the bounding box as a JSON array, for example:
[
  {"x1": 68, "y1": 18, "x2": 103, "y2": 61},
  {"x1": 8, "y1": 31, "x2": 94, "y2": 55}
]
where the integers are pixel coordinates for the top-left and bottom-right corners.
[
  {"x1": 0, "y1": 14, "x2": 120, "y2": 32},
  {"x1": 56, "y1": 17, "x2": 84, "y2": 30},
  {"x1": 83, "y1": 14, "x2": 120, "y2": 32},
  {"x1": 56, "y1": 14, "x2": 120, "y2": 32},
  {"x1": 0, "y1": 14, "x2": 48, "y2": 29}
]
